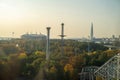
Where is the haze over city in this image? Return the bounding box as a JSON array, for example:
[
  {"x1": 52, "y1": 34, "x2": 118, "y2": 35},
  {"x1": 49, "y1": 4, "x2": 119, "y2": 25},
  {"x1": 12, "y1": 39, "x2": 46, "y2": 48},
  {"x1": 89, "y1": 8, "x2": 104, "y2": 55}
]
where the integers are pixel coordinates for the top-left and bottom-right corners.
[{"x1": 0, "y1": 0, "x2": 120, "y2": 38}]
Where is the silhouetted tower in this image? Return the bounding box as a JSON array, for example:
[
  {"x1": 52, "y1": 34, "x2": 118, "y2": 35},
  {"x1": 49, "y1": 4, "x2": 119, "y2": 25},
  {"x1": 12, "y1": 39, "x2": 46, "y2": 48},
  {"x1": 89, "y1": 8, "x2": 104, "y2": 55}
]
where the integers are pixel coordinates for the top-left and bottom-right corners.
[
  {"x1": 59, "y1": 23, "x2": 66, "y2": 56},
  {"x1": 12, "y1": 32, "x2": 14, "y2": 38},
  {"x1": 90, "y1": 22, "x2": 94, "y2": 41},
  {"x1": 46, "y1": 27, "x2": 51, "y2": 61}
]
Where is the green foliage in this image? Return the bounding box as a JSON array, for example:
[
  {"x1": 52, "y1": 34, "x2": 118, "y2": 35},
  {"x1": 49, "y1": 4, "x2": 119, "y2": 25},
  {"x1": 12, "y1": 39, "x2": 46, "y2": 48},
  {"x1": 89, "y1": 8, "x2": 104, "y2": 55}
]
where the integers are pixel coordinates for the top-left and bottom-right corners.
[
  {"x1": 50, "y1": 40, "x2": 108, "y2": 55},
  {"x1": 0, "y1": 44, "x2": 19, "y2": 55},
  {"x1": 0, "y1": 54, "x2": 20, "y2": 80},
  {"x1": 20, "y1": 52, "x2": 46, "y2": 79},
  {"x1": 0, "y1": 39, "x2": 119, "y2": 80}
]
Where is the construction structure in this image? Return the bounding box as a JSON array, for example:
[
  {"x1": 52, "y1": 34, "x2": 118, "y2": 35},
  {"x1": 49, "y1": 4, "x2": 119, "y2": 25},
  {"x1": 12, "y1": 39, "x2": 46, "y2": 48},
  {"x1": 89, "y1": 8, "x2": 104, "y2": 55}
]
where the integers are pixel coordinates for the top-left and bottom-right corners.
[
  {"x1": 59, "y1": 23, "x2": 66, "y2": 56},
  {"x1": 94, "y1": 53, "x2": 120, "y2": 80},
  {"x1": 79, "y1": 66, "x2": 99, "y2": 80},
  {"x1": 46, "y1": 27, "x2": 51, "y2": 61},
  {"x1": 79, "y1": 53, "x2": 120, "y2": 80}
]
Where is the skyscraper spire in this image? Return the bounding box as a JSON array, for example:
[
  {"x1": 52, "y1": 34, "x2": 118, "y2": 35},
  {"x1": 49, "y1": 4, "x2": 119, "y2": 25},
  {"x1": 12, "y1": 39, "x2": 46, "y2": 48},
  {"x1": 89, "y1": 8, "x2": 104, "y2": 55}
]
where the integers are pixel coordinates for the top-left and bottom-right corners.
[{"x1": 90, "y1": 22, "x2": 94, "y2": 41}]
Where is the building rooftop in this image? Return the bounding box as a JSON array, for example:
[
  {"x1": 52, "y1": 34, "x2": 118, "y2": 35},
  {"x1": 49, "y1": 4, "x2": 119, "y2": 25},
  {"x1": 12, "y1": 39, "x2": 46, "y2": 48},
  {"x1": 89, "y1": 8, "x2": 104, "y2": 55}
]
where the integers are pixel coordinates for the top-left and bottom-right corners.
[{"x1": 21, "y1": 33, "x2": 46, "y2": 40}]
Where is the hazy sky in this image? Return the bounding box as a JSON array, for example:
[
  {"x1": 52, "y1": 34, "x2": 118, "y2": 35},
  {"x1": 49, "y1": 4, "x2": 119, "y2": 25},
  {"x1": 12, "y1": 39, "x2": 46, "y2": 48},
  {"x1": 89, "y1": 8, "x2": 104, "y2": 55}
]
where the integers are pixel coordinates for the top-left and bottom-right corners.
[{"x1": 0, "y1": 0, "x2": 120, "y2": 38}]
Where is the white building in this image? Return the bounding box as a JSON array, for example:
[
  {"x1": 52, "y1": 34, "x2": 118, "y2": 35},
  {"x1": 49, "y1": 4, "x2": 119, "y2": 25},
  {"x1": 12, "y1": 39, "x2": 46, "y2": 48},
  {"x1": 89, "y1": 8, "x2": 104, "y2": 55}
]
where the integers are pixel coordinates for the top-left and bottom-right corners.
[{"x1": 21, "y1": 33, "x2": 46, "y2": 40}]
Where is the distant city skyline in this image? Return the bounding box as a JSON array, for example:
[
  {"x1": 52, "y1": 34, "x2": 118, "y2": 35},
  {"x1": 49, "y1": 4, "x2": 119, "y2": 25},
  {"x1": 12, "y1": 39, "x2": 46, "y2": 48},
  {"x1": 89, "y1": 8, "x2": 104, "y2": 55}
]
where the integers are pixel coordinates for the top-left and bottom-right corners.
[{"x1": 0, "y1": 0, "x2": 120, "y2": 38}]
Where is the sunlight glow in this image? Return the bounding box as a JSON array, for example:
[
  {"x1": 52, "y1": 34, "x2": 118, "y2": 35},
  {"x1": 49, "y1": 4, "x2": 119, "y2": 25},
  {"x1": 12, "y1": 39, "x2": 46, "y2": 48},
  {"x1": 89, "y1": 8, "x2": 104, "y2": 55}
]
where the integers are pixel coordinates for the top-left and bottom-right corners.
[
  {"x1": 0, "y1": 0, "x2": 119, "y2": 38},
  {"x1": 0, "y1": 3, "x2": 24, "y2": 20}
]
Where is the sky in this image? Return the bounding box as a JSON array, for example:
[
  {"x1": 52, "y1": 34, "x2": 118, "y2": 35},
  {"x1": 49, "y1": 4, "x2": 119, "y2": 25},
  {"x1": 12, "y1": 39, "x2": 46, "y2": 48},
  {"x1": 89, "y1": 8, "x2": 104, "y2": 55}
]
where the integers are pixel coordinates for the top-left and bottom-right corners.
[{"x1": 0, "y1": 0, "x2": 120, "y2": 38}]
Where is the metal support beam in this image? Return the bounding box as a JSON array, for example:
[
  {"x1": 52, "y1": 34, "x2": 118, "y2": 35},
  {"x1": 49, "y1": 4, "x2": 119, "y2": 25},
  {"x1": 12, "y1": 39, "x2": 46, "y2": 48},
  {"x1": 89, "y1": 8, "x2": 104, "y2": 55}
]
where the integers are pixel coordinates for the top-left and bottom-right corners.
[{"x1": 94, "y1": 53, "x2": 120, "y2": 80}]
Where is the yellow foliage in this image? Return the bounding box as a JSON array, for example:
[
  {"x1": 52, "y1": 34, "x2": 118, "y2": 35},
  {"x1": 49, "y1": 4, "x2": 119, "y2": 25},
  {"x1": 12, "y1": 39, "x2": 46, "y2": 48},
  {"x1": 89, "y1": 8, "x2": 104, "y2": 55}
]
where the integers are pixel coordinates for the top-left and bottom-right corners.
[
  {"x1": 69, "y1": 55, "x2": 85, "y2": 67},
  {"x1": 104, "y1": 50, "x2": 116, "y2": 57},
  {"x1": 64, "y1": 64, "x2": 74, "y2": 73},
  {"x1": 93, "y1": 51, "x2": 97, "y2": 54},
  {"x1": 96, "y1": 76, "x2": 103, "y2": 80},
  {"x1": 35, "y1": 51, "x2": 45, "y2": 55},
  {"x1": 0, "y1": 60, "x2": 6, "y2": 65},
  {"x1": 18, "y1": 53, "x2": 27, "y2": 59},
  {"x1": 50, "y1": 66, "x2": 57, "y2": 73}
]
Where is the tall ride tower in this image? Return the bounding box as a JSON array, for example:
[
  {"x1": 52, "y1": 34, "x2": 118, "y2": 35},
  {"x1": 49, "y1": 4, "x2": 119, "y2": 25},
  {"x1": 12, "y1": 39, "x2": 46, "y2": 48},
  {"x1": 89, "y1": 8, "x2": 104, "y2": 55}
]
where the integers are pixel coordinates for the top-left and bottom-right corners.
[
  {"x1": 46, "y1": 27, "x2": 51, "y2": 61},
  {"x1": 90, "y1": 22, "x2": 94, "y2": 41},
  {"x1": 59, "y1": 23, "x2": 66, "y2": 56}
]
